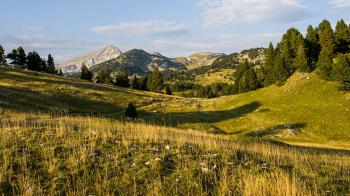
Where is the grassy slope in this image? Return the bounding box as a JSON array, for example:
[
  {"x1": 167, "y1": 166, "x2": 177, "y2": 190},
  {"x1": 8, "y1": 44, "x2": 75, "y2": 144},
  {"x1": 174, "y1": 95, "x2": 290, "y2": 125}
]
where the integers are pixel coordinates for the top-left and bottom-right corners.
[
  {"x1": 0, "y1": 67, "x2": 349, "y2": 194},
  {"x1": 0, "y1": 67, "x2": 178, "y2": 115},
  {"x1": 1, "y1": 67, "x2": 349, "y2": 149},
  {"x1": 0, "y1": 112, "x2": 349, "y2": 195},
  {"x1": 146, "y1": 72, "x2": 350, "y2": 149},
  {"x1": 194, "y1": 69, "x2": 235, "y2": 86}
]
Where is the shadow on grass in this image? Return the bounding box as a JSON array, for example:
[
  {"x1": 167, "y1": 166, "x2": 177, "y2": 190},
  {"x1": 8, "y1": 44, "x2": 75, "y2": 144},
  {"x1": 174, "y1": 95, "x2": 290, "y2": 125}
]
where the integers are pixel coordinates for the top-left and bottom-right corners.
[
  {"x1": 0, "y1": 86, "x2": 123, "y2": 115},
  {"x1": 141, "y1": 101, "x2": 262, "y2": 126},
  {"x1": 0, "y1": 67, "x2": 159, "y2": 99},
  {"x1": 246, "y1": 123, "x2": 307, "y2": 137}
]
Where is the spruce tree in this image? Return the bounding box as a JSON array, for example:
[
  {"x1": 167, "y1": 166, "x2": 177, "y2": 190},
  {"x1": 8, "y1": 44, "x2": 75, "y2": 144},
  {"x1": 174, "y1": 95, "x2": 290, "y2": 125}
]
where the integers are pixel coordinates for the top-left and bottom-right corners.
[
  {"x1": 131, "y1": 75, "x2": 140, "y2": 89},
  {"x1": 7, "y1": 49, "x2": 19, "y2": 65},
  {"x1": 165, "y1": 86, "x2": 172, "y2": 95},
  {"x1": 331, "y1": 54, "x2": 350, "y2": 81},
  {"x1": 27, "y1": 51, "x2": 42, "y2": 71},
  {"x1": 40, "y1": 58, "x2": 47, "y2": 72},
  {"x1": 317, "y1": 20, "x2": 336, "y2": 79},
  {"x1": 294, "y1": 43, "x2": 309, "y2": 72},
  {"x1": 96, "y1": 70, "x2": 110, "y2": 83},
  {"x1": 335, "y1": 19, "x2": 350, "y2": 54},
  {"x1": 273, "y1": 53, "x2": 290, "y2": 84},
  {"x1": 0, "y1": 45, "x2": 6, "y2": 65},
  {"x1": 234, "y1": 61, "x2": 260, "y2": 93},
  {"x1": 147, "y1": 69, "x2": 164, "y2": 93},
  {"x1": 17, "y1": 47, "x2": 27, "y2": 68},
  {"x1": 81, "y1": 65, "x2": 93, "y2": 81},
  {"x1": 279, "y1": 28, "x2": 310, "y2": 73},
  {"x1": 47, "y1": 54, "x2": 56, "y2": 73},
  {"x1": 305, "y1": 25, "x2": 321, "y2": 66},
  {"x1": 262, "y1": 42, "x2": 276, "y2": 86},
  {"x1": 140, "y1": 76, "x2": 148, "y2": 90},
  {"x1": 58, "y1": 69, "x2": 63, "y2": 76},
  {"x1": 318, "y1": 19, "x2": 335, "y2": 54},
  {"x1": 113, "y1": 72, "x2": 130, "y2": 87},
  {"x1": 125, "y1": 103, "x2": 138, "y2": 118},
  {"x1": 317, "y1": 48, "x2": 333, "y2": 79}
]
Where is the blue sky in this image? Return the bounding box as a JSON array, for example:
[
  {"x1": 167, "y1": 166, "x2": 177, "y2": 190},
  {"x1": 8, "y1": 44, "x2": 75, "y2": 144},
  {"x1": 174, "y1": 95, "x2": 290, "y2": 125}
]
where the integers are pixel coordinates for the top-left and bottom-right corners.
[{"x1": 0, "y1": 0, "x2": 349, "y2": 63}]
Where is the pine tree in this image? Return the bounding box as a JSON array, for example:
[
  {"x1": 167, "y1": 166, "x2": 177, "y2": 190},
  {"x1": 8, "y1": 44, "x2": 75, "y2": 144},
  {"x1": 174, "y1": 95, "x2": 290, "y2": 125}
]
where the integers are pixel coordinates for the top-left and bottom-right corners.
[
  {"x1": 305, "y1": 25, "x2": 321, "y2": 66},
  {"x1": 273, "y1": 53, "x2": 290, "y2": 84},
  {"x1": 165, "y1": 86, "x2": 172, "y2": 95},
  {"x1": 331, "y1": 54, "x2": 350, "y2": 81},
  {"x1": 7, "y1": 49, "x2": 19, "y2": 65},
  {"x1": 0, "y1": 45, "x2": 6, "y2": 65},
  {"x1": 147, "y1": 69, "x2": 164, "y2": 93},
  {"x1": 47, "y1": 54, "x2": 56, "y2": 73},
  {"x1": 234, "y1": 61, "x2": 260, "y2": 93},
  {"x1": 335, "y1": 19, "x2": 350, "y2": 54},
  {"x1": 81, "y1": 65, "x2": 93, "y2": 81},
  {"x1": 40, "y1": 58, "x2": 47, "y2": 72},
  {"x1": 96, "y1": 70, "x2": 110, "y2": 83},
  {"x1": 140, "y1": 76, "x2": 148, "y2": 90},
  {"x1": 27, "y1": 51, "x2": 42, "y2": 71},
  {"x1": 294, "y1": 43, "x2": 309, "y2": 72},
  {"x1": 17, "y1": 47, "x2": 27, "y2": 68},
  {"x1": 318, "y1": 19, "x2": 335, "y2": 54},
  {"x1": 125, "y1": 103, "x2": 138, "y2": 118},
  {"x1": 113, "y1": 72, "x2": 130, "y2": 87},
  {"x1": 262, "y1": 42, "x2": 276, "y2": 86},
  {"x1": 279, "y1": 28, "x2": 309, "y2": 73},
  {"x1": 317, "y1": 48, "x2": 333, "y2": 79},
  {"x1": 131, "y1": 76, "x2": 140, "y2": 89},
  {"x1": 317, "y1": 20, "x2": 336, "y2": 79},
  {"x1": 58, "y1": 69, "x2": 63, "y2": 76}
]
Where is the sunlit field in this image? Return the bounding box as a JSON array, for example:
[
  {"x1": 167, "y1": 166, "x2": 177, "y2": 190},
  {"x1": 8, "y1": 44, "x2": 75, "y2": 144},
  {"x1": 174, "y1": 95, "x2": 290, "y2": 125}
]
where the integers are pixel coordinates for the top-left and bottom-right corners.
[{"x1": 0, "y1": 111, "x2": 349, "y2": 195}]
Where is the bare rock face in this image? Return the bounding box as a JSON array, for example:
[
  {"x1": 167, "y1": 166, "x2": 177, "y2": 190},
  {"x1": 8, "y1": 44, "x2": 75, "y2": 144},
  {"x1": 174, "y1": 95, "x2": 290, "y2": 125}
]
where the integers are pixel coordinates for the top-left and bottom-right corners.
[{"x1": 57, "y1": 45, "x2": 121, "y2": 74}]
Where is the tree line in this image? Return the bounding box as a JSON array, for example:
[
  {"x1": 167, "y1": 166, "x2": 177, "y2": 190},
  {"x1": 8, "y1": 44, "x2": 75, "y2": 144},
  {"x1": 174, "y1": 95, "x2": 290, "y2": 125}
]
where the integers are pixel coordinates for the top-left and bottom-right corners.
[
  {"x1": 234, "y1": 19, "x2": 350, "y2": 93},
  {"x1": 81, "y1": 65, "x2": 172, "y2": 95},
  {"x1": 0, "y1": 45, "x2": 60, "y2": 75}
]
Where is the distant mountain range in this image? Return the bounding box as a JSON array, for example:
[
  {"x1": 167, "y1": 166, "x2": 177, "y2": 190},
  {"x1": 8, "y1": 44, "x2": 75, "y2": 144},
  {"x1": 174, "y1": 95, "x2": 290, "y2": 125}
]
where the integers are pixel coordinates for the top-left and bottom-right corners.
[
  {"x1": 58, "y1": 45, "x2": 265, "y2": 77},
  {"x1": 90, "y1": 49, "x2": 186, "y2": 75}
]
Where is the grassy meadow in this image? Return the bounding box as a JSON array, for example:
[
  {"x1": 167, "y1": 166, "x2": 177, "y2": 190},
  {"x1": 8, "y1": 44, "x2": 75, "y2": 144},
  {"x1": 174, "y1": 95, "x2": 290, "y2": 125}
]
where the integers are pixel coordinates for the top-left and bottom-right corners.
[
  {"x1": 0, "y1": 111, "x2": 349, "y2": 195},
  {"x1": 194, "y1": 69, "x2": 235, "y2": 86},
  {"x1": 0, "y1": 66, "x2": 350, "y2": 195}
]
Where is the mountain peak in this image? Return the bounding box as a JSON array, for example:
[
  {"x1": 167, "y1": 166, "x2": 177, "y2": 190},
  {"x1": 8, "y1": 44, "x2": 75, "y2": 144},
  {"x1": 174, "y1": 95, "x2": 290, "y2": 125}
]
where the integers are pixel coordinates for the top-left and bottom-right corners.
[{"x1": 57, "y1": 45, "x2": 122, "y2": 73}]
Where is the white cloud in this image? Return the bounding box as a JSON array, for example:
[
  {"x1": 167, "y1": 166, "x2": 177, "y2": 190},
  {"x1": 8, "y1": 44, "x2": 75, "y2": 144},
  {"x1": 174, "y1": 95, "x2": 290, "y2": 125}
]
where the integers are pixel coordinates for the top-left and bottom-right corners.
[
  {"x1": 197, "y1": 0, "x2": 309, "y2": 27},
  {"x1": 90, "y1": 20, "x2": 191, "y2": 36},
  {"x1": 0, "y1": 34, "x2": 105, "y2": 63},
  {"x1": 329, "y1": 0, "x2": 350, "y2": 7},
  {"x1": 151, "y1": 33, "x2": 282, "y2": 56}
]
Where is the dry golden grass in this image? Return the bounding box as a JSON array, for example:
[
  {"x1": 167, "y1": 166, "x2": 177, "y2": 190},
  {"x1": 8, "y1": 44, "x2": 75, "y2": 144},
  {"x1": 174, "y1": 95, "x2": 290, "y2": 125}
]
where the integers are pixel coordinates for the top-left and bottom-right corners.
[{"x1": 0, "y1": 110, "x2": 349, "y2": 195}]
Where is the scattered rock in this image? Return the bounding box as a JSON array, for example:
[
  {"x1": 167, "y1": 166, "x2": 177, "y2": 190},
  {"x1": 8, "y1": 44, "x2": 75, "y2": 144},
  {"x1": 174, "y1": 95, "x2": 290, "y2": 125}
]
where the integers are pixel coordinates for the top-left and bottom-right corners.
[{"x1": 154, "y1": 157, "x2": 162, "y2": 161}]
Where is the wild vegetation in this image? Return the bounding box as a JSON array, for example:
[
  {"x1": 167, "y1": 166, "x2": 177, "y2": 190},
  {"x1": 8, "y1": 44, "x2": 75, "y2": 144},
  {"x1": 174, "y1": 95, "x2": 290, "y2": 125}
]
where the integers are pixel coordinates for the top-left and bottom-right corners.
[
  {"x1": 0, "y1": 65, "x2": 349, "y2": 195},
  {"x1": 0, "y1": 111, "x2": 349, "y2": 195},
  {"x1": 0, "y1": 18, "x2": 350, "y2": 195}
]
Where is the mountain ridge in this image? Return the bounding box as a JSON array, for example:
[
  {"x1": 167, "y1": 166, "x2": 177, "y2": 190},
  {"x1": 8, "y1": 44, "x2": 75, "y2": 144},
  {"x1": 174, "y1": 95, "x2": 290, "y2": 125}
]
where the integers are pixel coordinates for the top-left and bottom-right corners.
[{"x1": 57, "y1": 45, "x2": 122, "y2": 74}]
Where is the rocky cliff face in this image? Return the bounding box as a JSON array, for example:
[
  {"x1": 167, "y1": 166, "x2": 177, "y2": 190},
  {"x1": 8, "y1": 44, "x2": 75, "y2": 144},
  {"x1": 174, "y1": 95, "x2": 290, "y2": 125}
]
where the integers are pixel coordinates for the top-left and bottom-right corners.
[{"x1": 57, "y1": 45, "x2": 121, "y2": 74}]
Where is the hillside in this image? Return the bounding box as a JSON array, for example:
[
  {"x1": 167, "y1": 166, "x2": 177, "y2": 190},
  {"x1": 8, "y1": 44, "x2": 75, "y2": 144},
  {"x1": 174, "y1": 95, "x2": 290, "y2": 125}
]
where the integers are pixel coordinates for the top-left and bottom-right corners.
[
  {"x1": 90, "y1": 49, "x2": 185, "y2": 75},
  {"x1": 0, "y1": 66, "x2": 177, "y2": 115},
  {"x1": 173, "y1": 52, "x2": 226, "y2": 70},
  {"x1": 0, "y1": 66, "x2": 349, "y2": 150},
  {"x1": 143, "y1": 72, "x2": 350, "y2": 149},
  {"x1": 1, "y1": 67, "x2": 350, "y2": 194}
]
